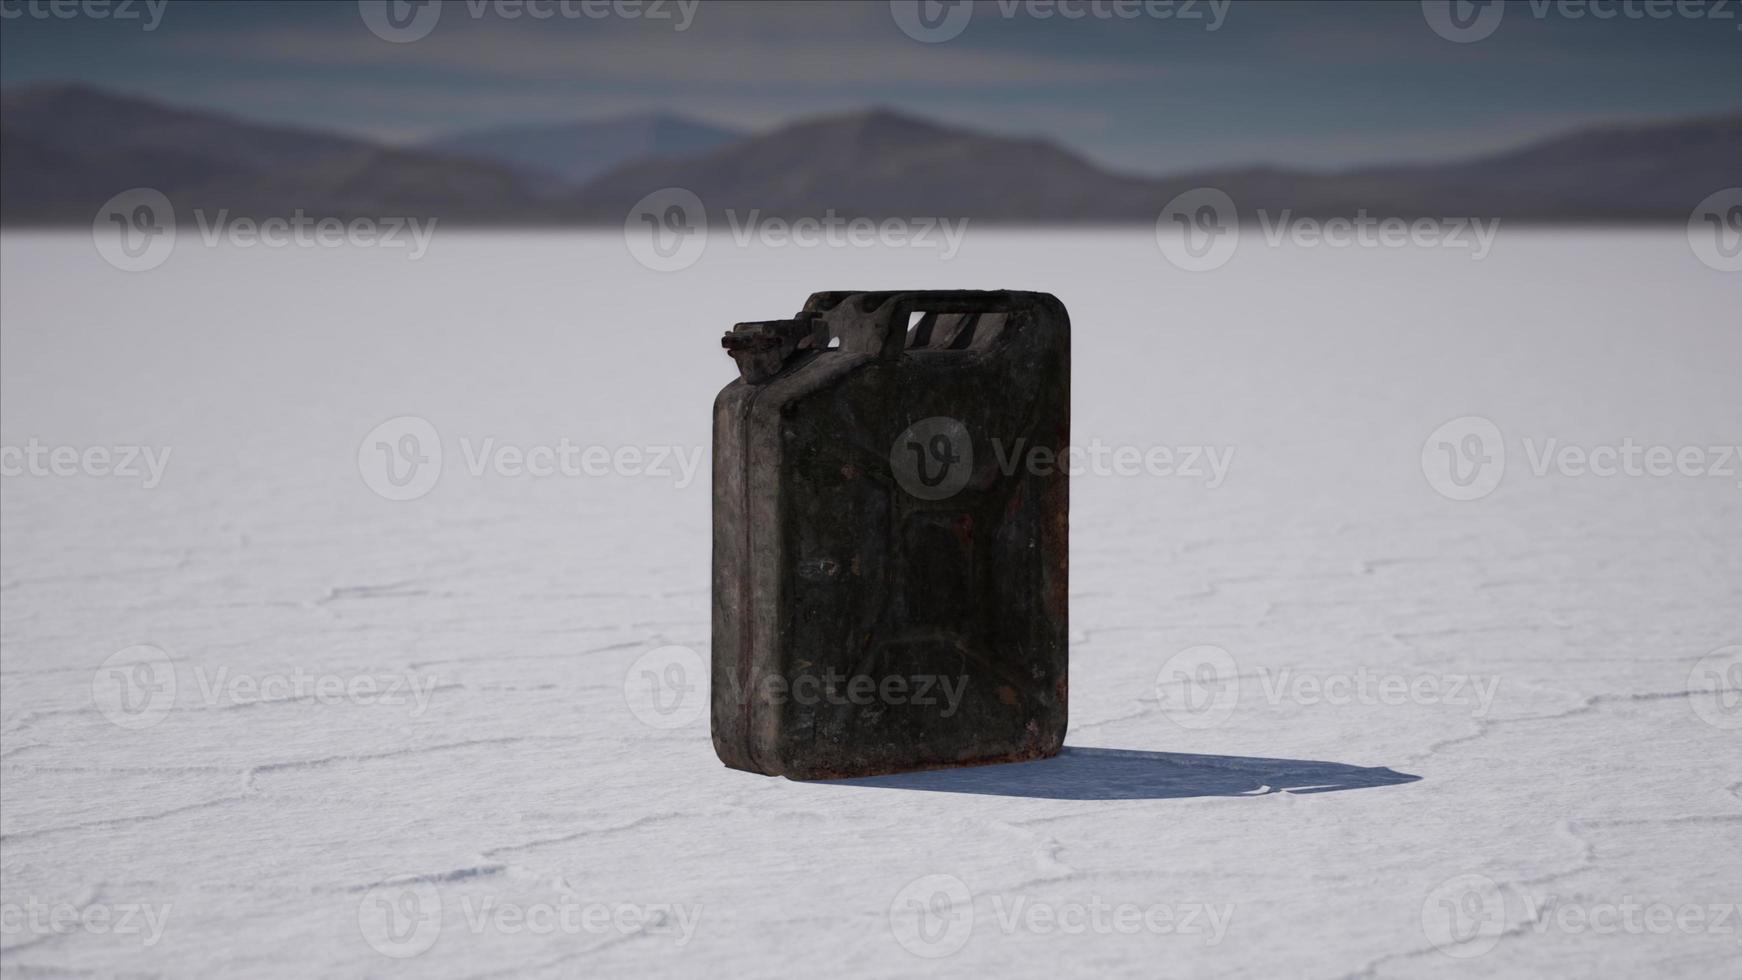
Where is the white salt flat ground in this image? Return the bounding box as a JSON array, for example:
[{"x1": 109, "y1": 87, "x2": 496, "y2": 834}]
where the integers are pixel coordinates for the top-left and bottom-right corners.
[{"x1": 1, "y1": 230, "x2": 1737, "y2": 978}]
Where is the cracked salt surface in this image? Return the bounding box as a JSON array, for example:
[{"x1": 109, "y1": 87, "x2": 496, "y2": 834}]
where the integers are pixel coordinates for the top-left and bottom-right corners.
[{"x1": 1, "y1": 231, "x2": 1737, "y2": 977}]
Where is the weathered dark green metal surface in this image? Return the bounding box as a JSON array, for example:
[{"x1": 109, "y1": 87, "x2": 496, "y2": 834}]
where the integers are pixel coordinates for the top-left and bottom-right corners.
[{"x1": 712, "y1": 290, "x2": 1070, "y2": 780}]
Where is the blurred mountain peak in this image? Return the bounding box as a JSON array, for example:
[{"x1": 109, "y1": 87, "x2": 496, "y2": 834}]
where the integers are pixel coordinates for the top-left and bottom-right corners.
[
  {"x1": 424, "y1": 111, "x2": 743, "y2": 185},
  {"x1": 776, "y1": 105, "x2": 1020, "y2": 147}
]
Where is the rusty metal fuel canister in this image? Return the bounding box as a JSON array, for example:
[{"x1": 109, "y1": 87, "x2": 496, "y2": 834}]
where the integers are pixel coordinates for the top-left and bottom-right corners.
[{"x1": 712, "y1": 290, "x2": 1070, "y2": 779}]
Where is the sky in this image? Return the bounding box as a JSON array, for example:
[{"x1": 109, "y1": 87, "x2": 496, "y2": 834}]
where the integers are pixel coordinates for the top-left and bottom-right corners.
[{"x1": 1, "y1": 0, "x2": 1738, "y2": 175}]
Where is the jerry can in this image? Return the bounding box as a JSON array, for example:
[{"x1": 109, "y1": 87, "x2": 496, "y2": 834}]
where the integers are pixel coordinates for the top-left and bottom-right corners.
[{"x1": 711, "y1": 290, "x2": 1069, "y2": 779}]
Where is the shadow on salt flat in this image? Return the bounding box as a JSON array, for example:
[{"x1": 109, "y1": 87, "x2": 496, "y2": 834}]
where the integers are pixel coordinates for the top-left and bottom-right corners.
[{"x1": 824, "y1": 747, "x2": 1421, "y2": 800}]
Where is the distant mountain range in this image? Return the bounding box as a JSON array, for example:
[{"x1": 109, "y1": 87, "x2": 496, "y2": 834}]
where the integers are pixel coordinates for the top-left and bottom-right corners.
[
  {"x1": 2, "y1": 85, "x2": 543, "y2": 223},
  {"x1": 423, "y1": 113, "x2": 741, "y2": 186},
  {"x1": 3, "y1": 84, "x2": 1736, "y2": 226}
]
